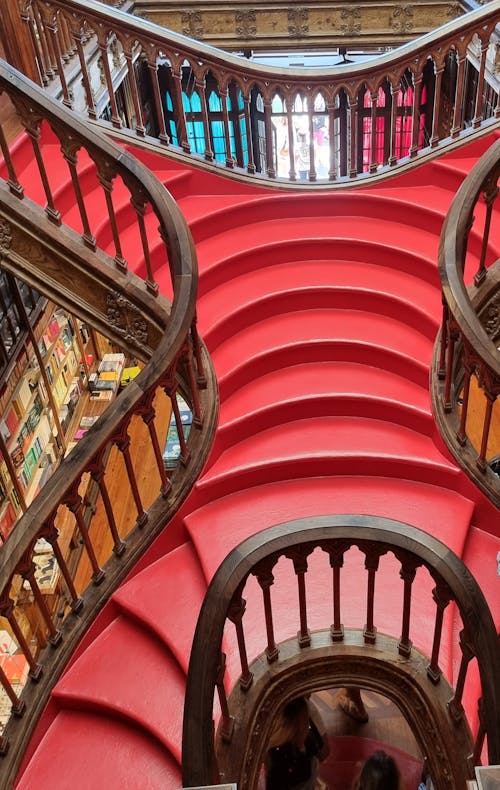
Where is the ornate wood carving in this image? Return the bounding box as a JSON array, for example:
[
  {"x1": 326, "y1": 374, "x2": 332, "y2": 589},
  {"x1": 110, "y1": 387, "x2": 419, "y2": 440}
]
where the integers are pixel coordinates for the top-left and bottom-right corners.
[{"x1": 135, "y1": 0, "x2": 465, "y2": 50}]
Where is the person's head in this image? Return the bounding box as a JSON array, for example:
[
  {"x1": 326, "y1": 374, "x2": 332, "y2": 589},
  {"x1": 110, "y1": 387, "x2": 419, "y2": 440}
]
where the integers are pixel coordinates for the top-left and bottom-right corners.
[
  {"x1": 355, "y1": 750, "x2": 401, "y2": 790},
  {"x1": 268, "y1": 696, "x2": 310, "y2": 750}
]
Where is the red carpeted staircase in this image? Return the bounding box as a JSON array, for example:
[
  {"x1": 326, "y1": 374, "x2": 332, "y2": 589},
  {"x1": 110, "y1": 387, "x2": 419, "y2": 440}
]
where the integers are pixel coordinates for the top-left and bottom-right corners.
[{"x1": 8, "y1": 129, "x2": 500, "y2": 789}]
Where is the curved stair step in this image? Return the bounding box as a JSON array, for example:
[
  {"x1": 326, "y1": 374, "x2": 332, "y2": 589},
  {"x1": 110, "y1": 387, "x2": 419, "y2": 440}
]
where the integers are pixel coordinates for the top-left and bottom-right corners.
[
  {"x1": 198, "y1": 416, "x2": 458, "y2": 500},
  {"x1": 219, "y1": 361, "x2": 431, "y2": 427},
  {"x1": 15, "y1": 710, "x2": 181, "y2": 790},
  {"x1": 52, "y1": 615, "x2": 186, "y2": 758},
  {"x1": 198, "y1": 237, "x2": 439, "y2": 296},
  {"x1": 185, "y1": 477, "x2": 474, "y2": 578},
  {"x1": 197, "y1": 258, "x2": 441, "y2": 335},
  {"x1": 209, "y1": 309, "x2": 434, "y2": 381},
  {"x1": 112, "y1": 542, "x2": 207, "y2": 674}
]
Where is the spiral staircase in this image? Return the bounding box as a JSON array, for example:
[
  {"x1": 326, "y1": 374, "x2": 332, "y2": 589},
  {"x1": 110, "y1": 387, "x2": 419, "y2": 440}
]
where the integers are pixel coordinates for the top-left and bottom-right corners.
[{"x1": 0, "y1": 117, "x2": 495, "y2": 788}]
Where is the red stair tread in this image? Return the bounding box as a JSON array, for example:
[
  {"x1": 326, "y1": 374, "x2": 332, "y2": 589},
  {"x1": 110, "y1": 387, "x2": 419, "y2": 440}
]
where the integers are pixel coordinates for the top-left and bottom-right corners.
[
  {"x1": 15, "y1": 710, "x2": 181, "y2": 790},
  {"x1": 185, "y1": 477, "x2": 473, "y2": 582},
  {"x1": 196, "y1": 214, "x2": 442, "y2": 272},
  {"x1": 210, "y1": 309, "x2": 434, "y2": 380},
  {"x1": 219, "y1": 361, "x2": 431, "y2": 426},
  {"x1": 202, "y1": 416, "x2": 454, "y2": 482},
  {"x1": 197, "y1": 258, "x2": 440, "y2": 332},
  {"x1": 112, "y1": 543, "x2": 207, "y2": 674},
  {"x1": 52, "y1": 615, "x2": 185, "y2": 759}
]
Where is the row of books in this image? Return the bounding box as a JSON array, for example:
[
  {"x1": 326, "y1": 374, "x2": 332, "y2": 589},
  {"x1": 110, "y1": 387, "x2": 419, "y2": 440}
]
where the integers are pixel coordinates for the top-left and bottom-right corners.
[{"x1": 162, "y1": 396, "x2": 193, "y2": 469}]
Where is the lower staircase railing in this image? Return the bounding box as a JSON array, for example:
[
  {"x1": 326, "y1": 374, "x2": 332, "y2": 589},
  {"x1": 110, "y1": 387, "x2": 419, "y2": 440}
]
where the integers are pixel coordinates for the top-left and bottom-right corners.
[
  {"x1": 183, "y1": 514, "x2": 500, "y2": 790},
  {"x1": 0, "y1": 59, "x2": 218, "y2": 787},
  {"x1": 432, "y1": 136, "x2": 500, "y2": 507}
]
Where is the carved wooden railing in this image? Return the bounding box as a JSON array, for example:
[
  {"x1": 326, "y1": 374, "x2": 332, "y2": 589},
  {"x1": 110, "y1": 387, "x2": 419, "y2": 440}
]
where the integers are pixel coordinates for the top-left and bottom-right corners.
[
  {"x1": 432, "y1": 136, "x2": 500, "y2": 507},
  {"x1": 183, "y1": 515, "x2": 500, "y2": 790},
  {"x1": 0, "y1": 58, "x2": 218, "y2": 787},
  {"x1": 3, "y1": 0, "x2": 500, "y2": 183}
]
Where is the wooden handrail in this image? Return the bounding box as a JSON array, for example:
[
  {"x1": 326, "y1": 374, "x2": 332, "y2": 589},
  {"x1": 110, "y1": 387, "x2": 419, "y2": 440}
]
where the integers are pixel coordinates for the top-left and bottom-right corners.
[
  {"x1": 6, "y1": 0, "x2": 500, "y2": 184},
  {"x1": 432, "y1": 136, "x2": 500, "y2": 502},
  {"x1": 183, "y1": 515, "x2": 500, "y2": 789},
  {"x1": 0, "y1": 57, "x2": 218, "y2": 786}
]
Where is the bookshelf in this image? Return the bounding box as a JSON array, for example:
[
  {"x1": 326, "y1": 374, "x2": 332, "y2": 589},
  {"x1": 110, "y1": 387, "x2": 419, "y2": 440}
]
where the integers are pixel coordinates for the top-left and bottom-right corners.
[{"x1": 0, "y1": 308, "x2": 87, "y2": 540}]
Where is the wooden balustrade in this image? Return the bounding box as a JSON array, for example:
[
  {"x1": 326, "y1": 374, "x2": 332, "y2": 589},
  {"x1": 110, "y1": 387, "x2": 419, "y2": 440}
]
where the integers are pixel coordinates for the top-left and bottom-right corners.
[
  {"x1": 432, "y1": 136, "x2": 500, "y2": 507},
  {"x1": 0, "y1": 58, "x2": 218, "y2": 786},
  {"x1": 2, "y1": 0, "x2": 500, "y2": 184},
  {"x1": 183, "y1": 515, "x2": 500, "y2": 790}
]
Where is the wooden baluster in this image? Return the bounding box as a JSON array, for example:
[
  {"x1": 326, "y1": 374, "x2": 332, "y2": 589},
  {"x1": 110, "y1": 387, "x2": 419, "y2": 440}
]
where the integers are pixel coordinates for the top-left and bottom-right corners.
[
  {"x1": 327, "y1": 95, "x2": 336, "y2": 180},
  {"x1": 61, "y1": 140, "x2": 96, "y2": 249},
  {"x1": 287, "y1": 102, "x2": 297, "y2": 181},
  {"x1": 97, "y1": 33, "x2": 121, "y2": 128},
  {"x1": 216, "y1": 652, "x2": 234, "y2": 742},
  {"x1": 130, "y1": 191, "x2": 157, "y2": 293},
  {"x1": 196, "y1": 75, "x2": 213, "y2": 161},
  {"x1": 410, "y1": 71, "x2": 423, "y2": 157},
  {"x1": 427, "y1": 582, "x2": 451, "y2": 683},
  {"x1": 19, "y1": 556, "x2": 62, "y2": 646},
  {"x1": 451, "y1": 50, "x2": 466, "y2": 138},
  {"x1": 443, "y1": 321, "x2": 457, "y2": 412},
  {"x1": 474, "y1": 178, "x2": 499, "y2": 286},
  {"x1": 0, "y1": 659, "x2": 24, "y2": 724},
  {"x1": 363, "y1": 550, "x2": 382, "y2": 644},
  {"x1": 256, "y1": 562, "x2": 279, "y2": 662},
  {"x1": 472, "y1": 699, "x2": 486, "y2": 767},
  {"x1": 88, "y1": 452, "x2": 127, "y2": 556},
  {"x1": 123, "y1": 46, "x2": 146, "y2": 136},
  {"x1": 22, "y1": 5, "x2": 49, "y2": 86},
  {"x1": 456, "y1": 357, "x2": 473, "y2": 446},
  {"x1": 40, "y1": 519, "x2": 84, "y2": 614},
  {"x1": 190, "y1": 315, "x2": 207, "y2": 387},
  {"x1": 59, "y1": 15, "x2": 74, "y2": 61},
  {"x1": 220, "y1": 84, "x2": 234, "y2": 168},
  {"x1": 66, "y1": 489, "x2": 105, "y2": 584},
  {"x1": 348, "y1": 93, "x2": 358, "y2": 178},
  {"x1": 171, "y1": 67, "x2": 190, "y2": 152},
  {"x1": 72, "y1": 31, "x2": 97, "y2": 120},
  {"x1": 448, "y1": 629, "x2": 474, "y2": 721},
  {"x1": 227, "y1": 593, "x2": 253, "y2": 690},
  {"x1": 389, "y1": 83, "x2": 400, "y2": 166},
  {"x1": 264, "y1": 97, "x2": 276, "y2": 178},
  {"x1": 136, "y1": 391, "x2": 171, "y2": 498},
  {"x1": 243, "y1": 91, "x2": 256, "y2": 174},
  {"x1": 329, "y1": 545, "x2": 345, "y2": 642},
  {"x1": 0, "y1": 121, "x2": 24, "y2": 197},
  {"x1": 97, "y1": 163, "x2": 127, "y2": 270},
  {"x1": 308, "y1": 109, "x2": 316, "y2": 182},
  {"x1": 472, "y1": 39, "x2": 489, "y2": 129},
  {"x1": 398, "y1": 560, "x2": 417, "y2": 657},
  {"x1": 288, "y1": 549, "x2": 311, "y2": 647},
  {"x1": 430, "y1": 62, "x2": 444, "y2": 147},
  {"x1": 169, "y1": 386, "x2": 191, "y2": 465},
  {"x1": 183, "y1": 342, "x2": 202, "y2": 428},
  {"x1": 146, "y1": 52, "x2": 169, "y2": 144},
  {"x1": 477, "y1": 387, "x2": 496, "y2": 471},
  {"x1": 115, "y1": 428, "x2": 148, "y2": 527},
  {"x1": 369, "y1": 89, "x2": 379, "y2": 173},
  {"x1": 33, "y1": 5, "x2": 55, "y2": 80},
  {"x1": 0, "y1": 595, "x2": 42, "y2": 680},
  {"x1": 24, "y1": 124, "x2": 61, "y2": 225},
  {"x1": 438, "y1": 299, "x2": 448, "y2": 379}
]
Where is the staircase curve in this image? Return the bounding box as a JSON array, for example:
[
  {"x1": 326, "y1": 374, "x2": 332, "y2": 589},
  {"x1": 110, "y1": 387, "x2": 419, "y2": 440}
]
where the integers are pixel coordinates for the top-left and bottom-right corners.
[{"x1": 7, "y1": 121, "x2": 500, "y2": 788}]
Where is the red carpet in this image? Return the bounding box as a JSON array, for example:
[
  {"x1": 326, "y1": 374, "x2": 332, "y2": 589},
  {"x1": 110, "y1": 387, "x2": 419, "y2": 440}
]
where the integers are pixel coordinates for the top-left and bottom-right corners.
[{"x1": 5, "y1": 128, "x2": 500, "y2": 788}]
